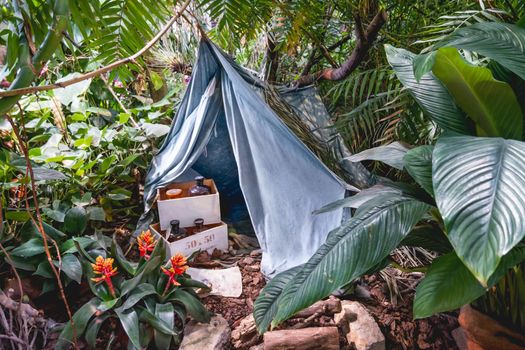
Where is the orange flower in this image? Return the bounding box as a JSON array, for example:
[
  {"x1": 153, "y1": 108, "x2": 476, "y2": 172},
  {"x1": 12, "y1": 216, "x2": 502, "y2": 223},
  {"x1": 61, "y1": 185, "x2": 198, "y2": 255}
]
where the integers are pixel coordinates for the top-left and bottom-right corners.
[
  {"x1": 162, "y1": 253, "x2": 188, "y2": 294},
  {"x1": 137, "y1": 230, "x2": 157, "y2": 260},
  {"x1": 91, "y1": 256, "x2": 118, "y2": 297}
]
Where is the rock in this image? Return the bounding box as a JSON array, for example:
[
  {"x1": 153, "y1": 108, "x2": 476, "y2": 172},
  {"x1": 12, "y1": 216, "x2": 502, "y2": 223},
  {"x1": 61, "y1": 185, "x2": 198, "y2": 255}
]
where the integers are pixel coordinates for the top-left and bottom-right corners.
[
  {"x1": 341, "y1": 301, "x2": 385, "y2": 350},
  {"x1": 334, "y1": 308, "x2": 357, "y2": 335},
  {"x1": 180, "y1": 315, "x2": 231, "y2": 350},
  {"x1": 187, "y1": 266, "x2": 243, "y2": 297}
]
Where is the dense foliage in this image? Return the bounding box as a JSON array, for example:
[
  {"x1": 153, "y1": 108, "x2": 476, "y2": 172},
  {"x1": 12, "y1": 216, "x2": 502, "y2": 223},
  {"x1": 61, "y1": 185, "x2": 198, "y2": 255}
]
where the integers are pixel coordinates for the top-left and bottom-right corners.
[
  {"x1": 2, "y1": 0, "x2": 525, "y2": 348},
  {"x1": 254, "y1": 20, "x2": 525, "y2": 334}
]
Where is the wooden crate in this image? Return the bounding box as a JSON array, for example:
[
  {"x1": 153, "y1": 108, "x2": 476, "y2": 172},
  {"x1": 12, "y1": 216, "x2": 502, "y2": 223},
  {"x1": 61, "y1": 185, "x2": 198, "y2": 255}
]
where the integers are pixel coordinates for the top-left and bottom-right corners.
[
  {"x1": 157, "y1": 179, "x2": 221, "y2": 230},
  {"x1": 150, "y1": 221, "x2": 228, "y2": 257}
]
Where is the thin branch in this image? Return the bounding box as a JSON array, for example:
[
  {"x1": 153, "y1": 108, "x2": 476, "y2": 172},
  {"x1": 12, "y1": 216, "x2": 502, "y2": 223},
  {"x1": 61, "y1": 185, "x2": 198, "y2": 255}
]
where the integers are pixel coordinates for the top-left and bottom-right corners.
[
  {"x1": 0, "y1": 0, "x2": 192, "y2": 98},
  {"x1": 6, "y1": 107, "x2": 78, "y2": 348},
  {"x1": 294, "y1": 9, "x2": 388, "y2": 88}
]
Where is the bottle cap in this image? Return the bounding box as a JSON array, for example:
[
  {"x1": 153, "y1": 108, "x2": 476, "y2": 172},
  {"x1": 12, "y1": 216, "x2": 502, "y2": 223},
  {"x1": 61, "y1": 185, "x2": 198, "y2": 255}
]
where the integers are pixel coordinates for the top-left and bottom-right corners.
[
  {"x1": 170, "y1": 220, "x2": 180, "y2": 225},
  {"x1": 194, "y1": 218, "x2": 204, "y2": 225},
  {"x1": 195, "y1": 175, "x2": 205, "y2": 181},
  {"x1": 166, "y1": 188, "x2": 183, "y2": 199}
]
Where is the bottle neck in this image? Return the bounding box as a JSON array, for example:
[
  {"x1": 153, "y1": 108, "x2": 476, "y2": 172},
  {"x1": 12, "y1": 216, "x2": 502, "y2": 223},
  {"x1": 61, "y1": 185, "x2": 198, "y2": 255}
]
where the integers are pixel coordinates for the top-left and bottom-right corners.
[
  {"x1": 171, "y1": 222, "x2": 179, "y2": 234},
  {"x1": 196, "y1": 178, "x2": 204, "y2": 186}
]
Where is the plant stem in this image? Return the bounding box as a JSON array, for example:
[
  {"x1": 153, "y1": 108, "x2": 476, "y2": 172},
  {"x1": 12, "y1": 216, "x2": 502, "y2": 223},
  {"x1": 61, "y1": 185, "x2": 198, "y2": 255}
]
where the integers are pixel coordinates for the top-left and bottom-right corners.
[{"x1": 6, "y1": 111, "x2": 78, "y2": 348}]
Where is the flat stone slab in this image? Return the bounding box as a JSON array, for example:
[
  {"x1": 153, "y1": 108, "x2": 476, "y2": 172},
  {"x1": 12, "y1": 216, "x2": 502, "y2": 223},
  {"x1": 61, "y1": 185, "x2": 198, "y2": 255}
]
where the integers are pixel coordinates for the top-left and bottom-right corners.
[
  {"x1": 187, "y1": 266, "x2": 243, "y2": 297},
  {"x1": 180, "y1": 315, "x2": 231, "y2": 350}
]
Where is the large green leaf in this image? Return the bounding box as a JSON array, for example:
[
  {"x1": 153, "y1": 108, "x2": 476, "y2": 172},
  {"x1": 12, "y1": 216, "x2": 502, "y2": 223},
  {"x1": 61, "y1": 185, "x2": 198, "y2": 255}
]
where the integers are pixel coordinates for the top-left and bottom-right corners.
[
  {"x1": 433, "y1": 135, "x2": 525, "y2": 284},
  {"x1": 19, "y1": 220, "x2": 66, "y2": 241},
  {"x1": 432, "y1": 47, "x2": 523, "y2": 140},
  {"x1": 403, "y1": 145, "x2": 434, "y2": 196},
  {"x1": 435, "y1": 22, "x2": 525, "y2": 80},
  {"x1": 63, "y1": 206, "x2": 88, "y2": 234},
  {"x1": 253, "y1": 264, "x2": 304, "y2": 334},
  {"x1": 56, "y1": 254, "x2": 82, "y2": 283},
  {"x1": 271, "y1": 195, "x2": 430, "y2": 327},
  {"x1": 400, "y1": 225, "x2": 452, "y2": 254},
  {"x1": 11, "y1": 238, "x2": 45, "y2": 257},
  {"x1": 385, "y1": 45, "x2": 473, "y2": 135},
  {"x1": 414, "y1": 245, "x2": 525, "y2": 318}
]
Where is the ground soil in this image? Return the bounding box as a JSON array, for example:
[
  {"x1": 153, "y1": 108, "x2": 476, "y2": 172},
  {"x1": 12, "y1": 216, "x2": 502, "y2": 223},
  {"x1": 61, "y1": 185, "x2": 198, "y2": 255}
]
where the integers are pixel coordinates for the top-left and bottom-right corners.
[
  {"x1": 7, "y1": 239, "x2": 458, "y2": 350},
  {"x1": 203, "y1": 250, "x2": 459, "y2": 350}
]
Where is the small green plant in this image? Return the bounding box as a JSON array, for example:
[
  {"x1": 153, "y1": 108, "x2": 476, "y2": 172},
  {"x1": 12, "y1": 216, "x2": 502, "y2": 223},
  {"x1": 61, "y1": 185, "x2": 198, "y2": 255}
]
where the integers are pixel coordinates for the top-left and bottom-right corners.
[
  {"x1": 56, "y1": 230, "x2": 211, "y2": 349},
  {"x1": 4, "y1": 220, "x2": 106, "y2": 294}
]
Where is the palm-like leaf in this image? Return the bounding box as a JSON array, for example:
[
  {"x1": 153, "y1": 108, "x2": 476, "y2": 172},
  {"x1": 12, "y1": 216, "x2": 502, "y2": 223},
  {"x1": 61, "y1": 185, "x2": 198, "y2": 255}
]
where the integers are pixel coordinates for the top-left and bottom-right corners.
[
  {"x1": 435, "y1": 22, "x2": 525, "y2": 80},
  {"x1": 433, "y1": 135, "x2": 525, "y2": 284},
  {"x1": 269, "y1": 195, "x2": 430, "y2": 327},
  {"x1": 70, "y1": 0, "x2": 170, "y2": 80},
  {"x1": 253, "y1": 264, "x2": 304, "y2": 333}
]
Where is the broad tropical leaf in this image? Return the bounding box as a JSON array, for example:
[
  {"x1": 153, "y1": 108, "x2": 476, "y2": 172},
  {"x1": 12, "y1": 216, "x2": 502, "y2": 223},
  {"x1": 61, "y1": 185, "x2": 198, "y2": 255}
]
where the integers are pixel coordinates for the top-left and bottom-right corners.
[
  {"x1": 345, "y1": 142, "x2": 410, "y2": 170},
  {"x1": 253, "y1": 264, "x2": 304, "y2": 334},
  {"x1": 314, "y1": 182, "x2": 426, "y2": 214},
  {"x1": 385, "y1": 45, "x2": 473, "y2": 135},
  {"x1": 432, "y1": 47, "x2": 523, "y2": 140},
  {"x1": 403, "y1": 145, "x2": 434, "y2": 196},
  {"x1": 271, "y1": 195, "x2": 430, "y2": 327},
  {"x1": 414, "y1": 245, "x2": 525, "y2": 318},
  {"x1": 433, "y1": 135, "x2": 525, "y2": 284},
  {"x1": 401, "y1": 225, "x2": 452, "y2": 254},
  {"x1": 435, "y1": 22, "x2": 525, "y2": 80}
]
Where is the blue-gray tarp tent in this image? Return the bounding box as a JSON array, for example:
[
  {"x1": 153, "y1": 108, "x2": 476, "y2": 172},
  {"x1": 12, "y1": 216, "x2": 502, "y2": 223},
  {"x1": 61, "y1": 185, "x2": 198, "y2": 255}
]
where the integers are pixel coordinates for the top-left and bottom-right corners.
[{"x1": 139, "y1": 39, "x2": 372, "y2": 277}]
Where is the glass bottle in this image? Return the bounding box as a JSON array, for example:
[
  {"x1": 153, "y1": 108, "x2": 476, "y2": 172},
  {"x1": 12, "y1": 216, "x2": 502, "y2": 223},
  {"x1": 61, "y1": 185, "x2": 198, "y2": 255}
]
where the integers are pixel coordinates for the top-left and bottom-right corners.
[
  {"x1": 193, "y1": 218, "x2": 204, "y2": 233},
  {"x1": 167, "y1": 219, "x2": 187, "y2": 242},
  {"x1": 189, "y1": 176, "x2": 211, "y2": 196}
]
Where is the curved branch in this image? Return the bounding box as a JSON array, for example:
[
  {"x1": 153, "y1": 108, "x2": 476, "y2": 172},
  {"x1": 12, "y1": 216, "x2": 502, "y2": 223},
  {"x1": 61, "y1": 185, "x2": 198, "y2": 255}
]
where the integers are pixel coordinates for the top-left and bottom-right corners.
[
  {"x1": 0, "y1": 0, "x2": 191, "y2": 101},
  {"x1": 294, "y1": 9, "x2": 388, "y2": 88}
]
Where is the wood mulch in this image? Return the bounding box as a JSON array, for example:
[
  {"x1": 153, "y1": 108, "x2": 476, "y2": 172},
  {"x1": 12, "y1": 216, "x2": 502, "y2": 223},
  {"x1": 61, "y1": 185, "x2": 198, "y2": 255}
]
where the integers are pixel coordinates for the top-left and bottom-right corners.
[{"x1": 203, "y1": 249, "x2": 459, "y2": 350}]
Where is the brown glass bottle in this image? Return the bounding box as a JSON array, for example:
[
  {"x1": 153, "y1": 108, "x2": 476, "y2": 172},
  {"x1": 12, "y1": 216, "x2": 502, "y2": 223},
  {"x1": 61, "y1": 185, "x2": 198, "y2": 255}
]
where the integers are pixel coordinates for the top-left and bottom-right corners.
[
  {"x1": 193, "y1": 218, "x2": 204, "y2": 233},
  {"x1": 167, "y1": 220, "x2": 187, "y2": 242},
  {"x1": 189, "y1": 176, "x2": 211, "y2": 196}
]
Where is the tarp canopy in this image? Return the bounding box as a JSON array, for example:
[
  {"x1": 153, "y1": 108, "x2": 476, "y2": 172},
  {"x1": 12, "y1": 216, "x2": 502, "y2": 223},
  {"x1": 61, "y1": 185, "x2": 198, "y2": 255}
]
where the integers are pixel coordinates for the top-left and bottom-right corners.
[{"x1": 139, "y1": 39, "x2": 372, "y2": 277}]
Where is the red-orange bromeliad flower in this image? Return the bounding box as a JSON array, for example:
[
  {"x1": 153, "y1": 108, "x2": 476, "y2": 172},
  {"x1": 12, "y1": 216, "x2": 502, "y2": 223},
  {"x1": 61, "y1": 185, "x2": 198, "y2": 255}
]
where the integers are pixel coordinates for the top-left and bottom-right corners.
[
  {"x1": 91, "y1": 256, "x2": 118, "y2": 297},
  {"x1": 161, "y1": 253, "x2": 188, "y2": 294},
  {"x1": 137, "y1": 230, "x2": 157, "y2": 260}
]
